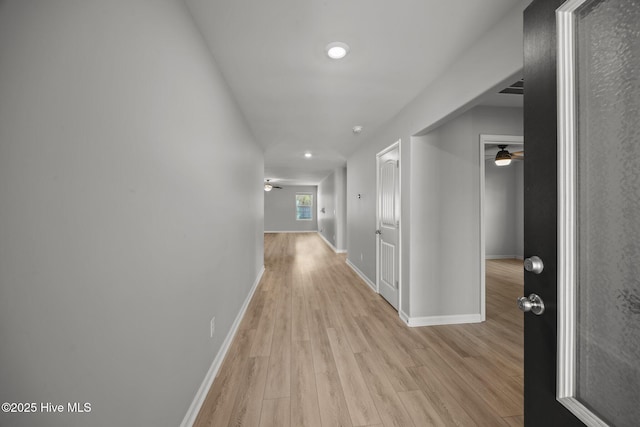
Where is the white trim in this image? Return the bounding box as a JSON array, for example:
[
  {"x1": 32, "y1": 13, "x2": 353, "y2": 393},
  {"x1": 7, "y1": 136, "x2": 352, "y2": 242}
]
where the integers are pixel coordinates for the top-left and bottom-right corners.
[
  {"x1": 375, "y1": 139, "x2": 402, "y2": 312},
  {"x1": 399, "y1": 310, "x2": 410, "y2": 324},
  {"x1": 556, "y1": 3, "x2": 608, "y2": 426},
  {"x1": 479, "y1": 134, "x2": 524, "y2": 323},
  {"x1": 264, "y1": 230, "x2": 317, "y2": 234},
  {"x1": 346, "y1": 259, "x2": 377, "y2": 293},
  {"x1": 317, "y1": 232, "x2": 347, "y2": 254},
  {"x1": 402, "y1": 313, "x2": 483, "y2": 328},
  {"x1": 180, "y1": 266, "x2": 265, "y2": 427}
]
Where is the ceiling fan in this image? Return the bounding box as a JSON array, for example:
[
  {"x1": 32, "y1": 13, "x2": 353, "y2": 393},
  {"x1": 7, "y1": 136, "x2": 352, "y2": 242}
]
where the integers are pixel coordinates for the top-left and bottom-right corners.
[
  {"x1": 264, "y1": 179, "x2": 282, "y2": 192},
  {"x1": 486, "y1": 144, "x2": 524, "y2": 166}
]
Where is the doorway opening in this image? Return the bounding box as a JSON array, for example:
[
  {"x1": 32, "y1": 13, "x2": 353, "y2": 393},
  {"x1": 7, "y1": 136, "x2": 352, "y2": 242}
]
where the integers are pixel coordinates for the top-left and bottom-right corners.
[{"x1": 479, "y1": 134, "x2": 524, "y2": 319}]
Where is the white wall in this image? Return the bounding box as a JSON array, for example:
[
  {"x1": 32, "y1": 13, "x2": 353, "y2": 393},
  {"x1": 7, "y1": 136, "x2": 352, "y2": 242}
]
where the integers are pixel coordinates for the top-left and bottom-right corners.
[
  {"x1": 346, "y1": 0, "x2": 530, "y2": 319},
  {"x1": 485, "y1": 159, "x2": 524, "y2": 258},
  {"x1": 264, "y1": 186, "x2": 318, "y2": 232},
  {"x1": 0, "y1": 2, "x2": 263, "y2": 426},
  {"x1": 317, "y1": 167, "x2": 347, "y2": 251}
]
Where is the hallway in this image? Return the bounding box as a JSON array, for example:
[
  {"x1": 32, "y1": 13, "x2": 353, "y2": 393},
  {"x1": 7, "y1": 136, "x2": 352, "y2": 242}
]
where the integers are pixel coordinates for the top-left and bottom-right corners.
[{"x1": 194, "y1": 233, "x2": 524, "y2": 426}]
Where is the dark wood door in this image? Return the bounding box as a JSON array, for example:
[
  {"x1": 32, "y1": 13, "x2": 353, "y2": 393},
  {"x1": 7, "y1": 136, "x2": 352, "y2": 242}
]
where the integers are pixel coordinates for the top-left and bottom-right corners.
[
  {"x1": 523, "y1": 2, "x2": 583, "y2": 423},
  {"x1": 524, "y1": 0, "x2": 640, "y2": 425}
]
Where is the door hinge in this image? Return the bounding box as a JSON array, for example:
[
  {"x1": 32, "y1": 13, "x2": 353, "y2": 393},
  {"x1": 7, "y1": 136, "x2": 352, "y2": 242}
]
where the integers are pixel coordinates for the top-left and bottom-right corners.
[{"x1": 396, "y1": 160, "x2": 399, "y2": 167}]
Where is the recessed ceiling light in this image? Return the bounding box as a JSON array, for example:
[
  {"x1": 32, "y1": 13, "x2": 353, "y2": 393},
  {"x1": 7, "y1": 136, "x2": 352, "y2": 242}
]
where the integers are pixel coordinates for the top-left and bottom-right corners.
[
  {"x1": 326, "y1": 42, "x2": 350, "y2": 59},
  {"x1": 304, "y1": 152, "x2": 312, "y2": 158},
  {"x1": 352, "y1": 125, "x2": 363, "y2": 134}
]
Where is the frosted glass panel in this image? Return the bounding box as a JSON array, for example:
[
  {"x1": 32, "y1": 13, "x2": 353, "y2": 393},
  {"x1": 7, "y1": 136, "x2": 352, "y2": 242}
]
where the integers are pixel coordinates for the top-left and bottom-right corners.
[{"x1": 575, "y1": 0, "x2": 640, "y2": 425}]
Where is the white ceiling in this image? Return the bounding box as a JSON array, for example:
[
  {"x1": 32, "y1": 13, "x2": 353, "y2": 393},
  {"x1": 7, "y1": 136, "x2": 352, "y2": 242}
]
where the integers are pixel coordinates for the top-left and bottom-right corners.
[{"x1": 185, "y1": 0, "x2": 524, "y2": 185}]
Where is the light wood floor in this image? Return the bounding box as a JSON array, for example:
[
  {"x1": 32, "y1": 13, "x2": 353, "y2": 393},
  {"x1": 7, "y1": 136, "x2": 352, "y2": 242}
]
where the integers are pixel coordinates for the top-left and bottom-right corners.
[{"x1": 194, "y1": 233, "x2": 524, "y2": 427}]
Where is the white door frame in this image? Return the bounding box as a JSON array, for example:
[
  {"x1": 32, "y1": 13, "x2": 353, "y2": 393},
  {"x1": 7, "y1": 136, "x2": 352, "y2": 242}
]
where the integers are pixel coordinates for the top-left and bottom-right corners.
[
  {"x1": 376, "y1": 139, "x2": 402, "y2": 313},
  {"x1": 479, "y1": 134, "x2": 524, "y2": 321}
]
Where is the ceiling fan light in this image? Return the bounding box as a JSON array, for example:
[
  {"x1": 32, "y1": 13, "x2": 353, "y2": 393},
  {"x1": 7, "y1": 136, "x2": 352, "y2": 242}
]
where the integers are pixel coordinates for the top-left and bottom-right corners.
[
  {"x1": 495, "y1": 146, "x2": 512, "y2": 166},
  {"x1": 264, "y1": 183, "x2": 273, "y2": 191}
]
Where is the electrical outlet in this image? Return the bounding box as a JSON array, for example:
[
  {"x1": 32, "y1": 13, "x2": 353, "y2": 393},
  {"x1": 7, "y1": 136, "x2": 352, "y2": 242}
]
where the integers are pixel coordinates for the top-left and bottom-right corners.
[
  {"x1": 360, "y1": 253, "x2": 363, "y2": 261},
  {"x1": 210, "y1": 317, "x2": 215, "y2": 338}
]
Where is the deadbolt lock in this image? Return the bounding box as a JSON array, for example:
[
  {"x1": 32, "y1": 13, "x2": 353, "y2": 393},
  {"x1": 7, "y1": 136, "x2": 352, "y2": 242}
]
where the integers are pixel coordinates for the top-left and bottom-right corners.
[{"x1": 524, "y1": 256, "x2": 544, "y2": 274}]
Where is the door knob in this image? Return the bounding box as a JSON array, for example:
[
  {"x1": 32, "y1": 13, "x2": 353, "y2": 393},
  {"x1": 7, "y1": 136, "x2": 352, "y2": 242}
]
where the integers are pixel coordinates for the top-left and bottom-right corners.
[
  {"x1": 524, "y1": 256, "x2": 544, "y2": 274},
  {"x1": 517, "y1": 293, "x2": 545, "y2": 315}
]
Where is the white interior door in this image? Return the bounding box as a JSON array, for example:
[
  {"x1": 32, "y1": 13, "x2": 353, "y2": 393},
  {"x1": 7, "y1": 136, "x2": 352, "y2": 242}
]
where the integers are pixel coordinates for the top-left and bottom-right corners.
[{"x1": 376, "y1": 142, "x2": 400, "y2": 310}]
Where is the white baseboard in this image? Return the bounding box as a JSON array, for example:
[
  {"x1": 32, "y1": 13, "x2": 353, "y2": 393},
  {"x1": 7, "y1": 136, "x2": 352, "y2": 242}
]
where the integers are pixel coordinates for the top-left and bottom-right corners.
[
  {"x1": 317, "y1": 232, "x2": 347, "y2": 254},
  {"x1": 180, "y1": 266, "x2": 265, "y2": 427},
  {"x1": 345, "y1": 259, "x2": 377, "y2": 293},
  {"x1": 317, "y1": 232, "x2": 337, "y2": 251},
  {"x1": 264, "y1": 230, "x2": 318, "y2": 233},
  {"x1": 399, "y1": 310, "x2": 410, "y2": 324},
  {"x1": 402, "y1": 313, "x2": 483, "y2": 327},
  {"x1": 486, "y1": 255, "x2": 524, "y2": 260}
]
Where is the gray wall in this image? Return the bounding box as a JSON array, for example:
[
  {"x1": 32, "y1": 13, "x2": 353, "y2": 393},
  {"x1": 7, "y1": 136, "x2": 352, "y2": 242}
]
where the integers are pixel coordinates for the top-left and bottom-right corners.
[
  {"x1": 346, "y1": 0, "x2": 529, "y2": 319},
  {"x1": 409, "y1": 106, "x2": 523, "y2": 318},
  {"x1": 0, "y1": 2, "x2": 264, "y2": 426},
  {"x1": 264, "y1": 186, "x2": 318, "y2": 232},
  {"x1": 485, "y1": 159, "x2": 524, "y2": 258},
  {"x1": 335, "y1": 167, "x2": 348, "y2": 251},
  {"x1": 318, "y1": 167, "x2": 347, "y2": 251},
  {"x1": 318, "y1": 173, "x2": 336, "y2": 244}
]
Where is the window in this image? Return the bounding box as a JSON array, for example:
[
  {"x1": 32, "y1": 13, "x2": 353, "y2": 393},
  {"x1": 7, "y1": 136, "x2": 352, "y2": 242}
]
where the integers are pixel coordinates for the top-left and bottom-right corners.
[{"x1": 295, "y1": 193, "x2": 313, "y2": 220}]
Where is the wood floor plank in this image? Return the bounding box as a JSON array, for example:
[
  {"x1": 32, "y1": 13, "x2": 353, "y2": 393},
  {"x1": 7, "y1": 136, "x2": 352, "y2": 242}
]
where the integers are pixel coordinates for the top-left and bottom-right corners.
[
  {"x1": 460, "y1": 355, "x2": 523, "y2": 410},
  {"x1": 326, "y1": 294, "x2": 371, "y2": 354},
  {"x1": 353, "y1": 316, "x2": 419, "y2": 392},
  {"x1": 327, "y1": 327, "x2": 381, "y2": 426},
  {"x1": 291, "y1": 340, "x2": 322, "y2": 427},
  {"x1": 412, "y1": 347, "x2": 521, "y2": 418},
  {"x1": 228, "y1": 356, "x2": 269, "y2": 427},
  {"x1": 356, "y1": 311, "x2": 416, "y2": 368},
  {"x1": 249, "y1": 292, "x2": 279, "y2": 357},
  {"x1": 502, "y1": 415, "x2": 524, "y2": 427},
  {"x1": 407, "y1": 365, "x2": 480, "y2": 427},
  {"x1": 193, "y1": 328, "x2": 255, "y2": 427},
  {"x1": 315, "y1": 370, "x2": 354, "y2": 427},
  {"x1": 397, "y1": 389, "x2": 449, "y2": 427},
  {"x1": 292, "y1": 272, "x2": 311, "y2": 342},
  {"x1": 239, "y1": 286, "x2": 266, "y2": 331},
  {"x1": 259, "y1": 398, "x2": 290, "y2": 427},
  {"x1": 195, "y1": 234, "x2": 524, "y2": 426},
  {"x1": 410, "y1": 348, "x2": 509, "y2": 426},
  {"x1": 263, "y1": 293, "x2": 291, "y2": 399},
  {"x1": 354, "y1": 351, "x2": 416, "y2": 427},
  {"x1": 307, "y1": 309, "x2": 335, "y2": 375}
]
